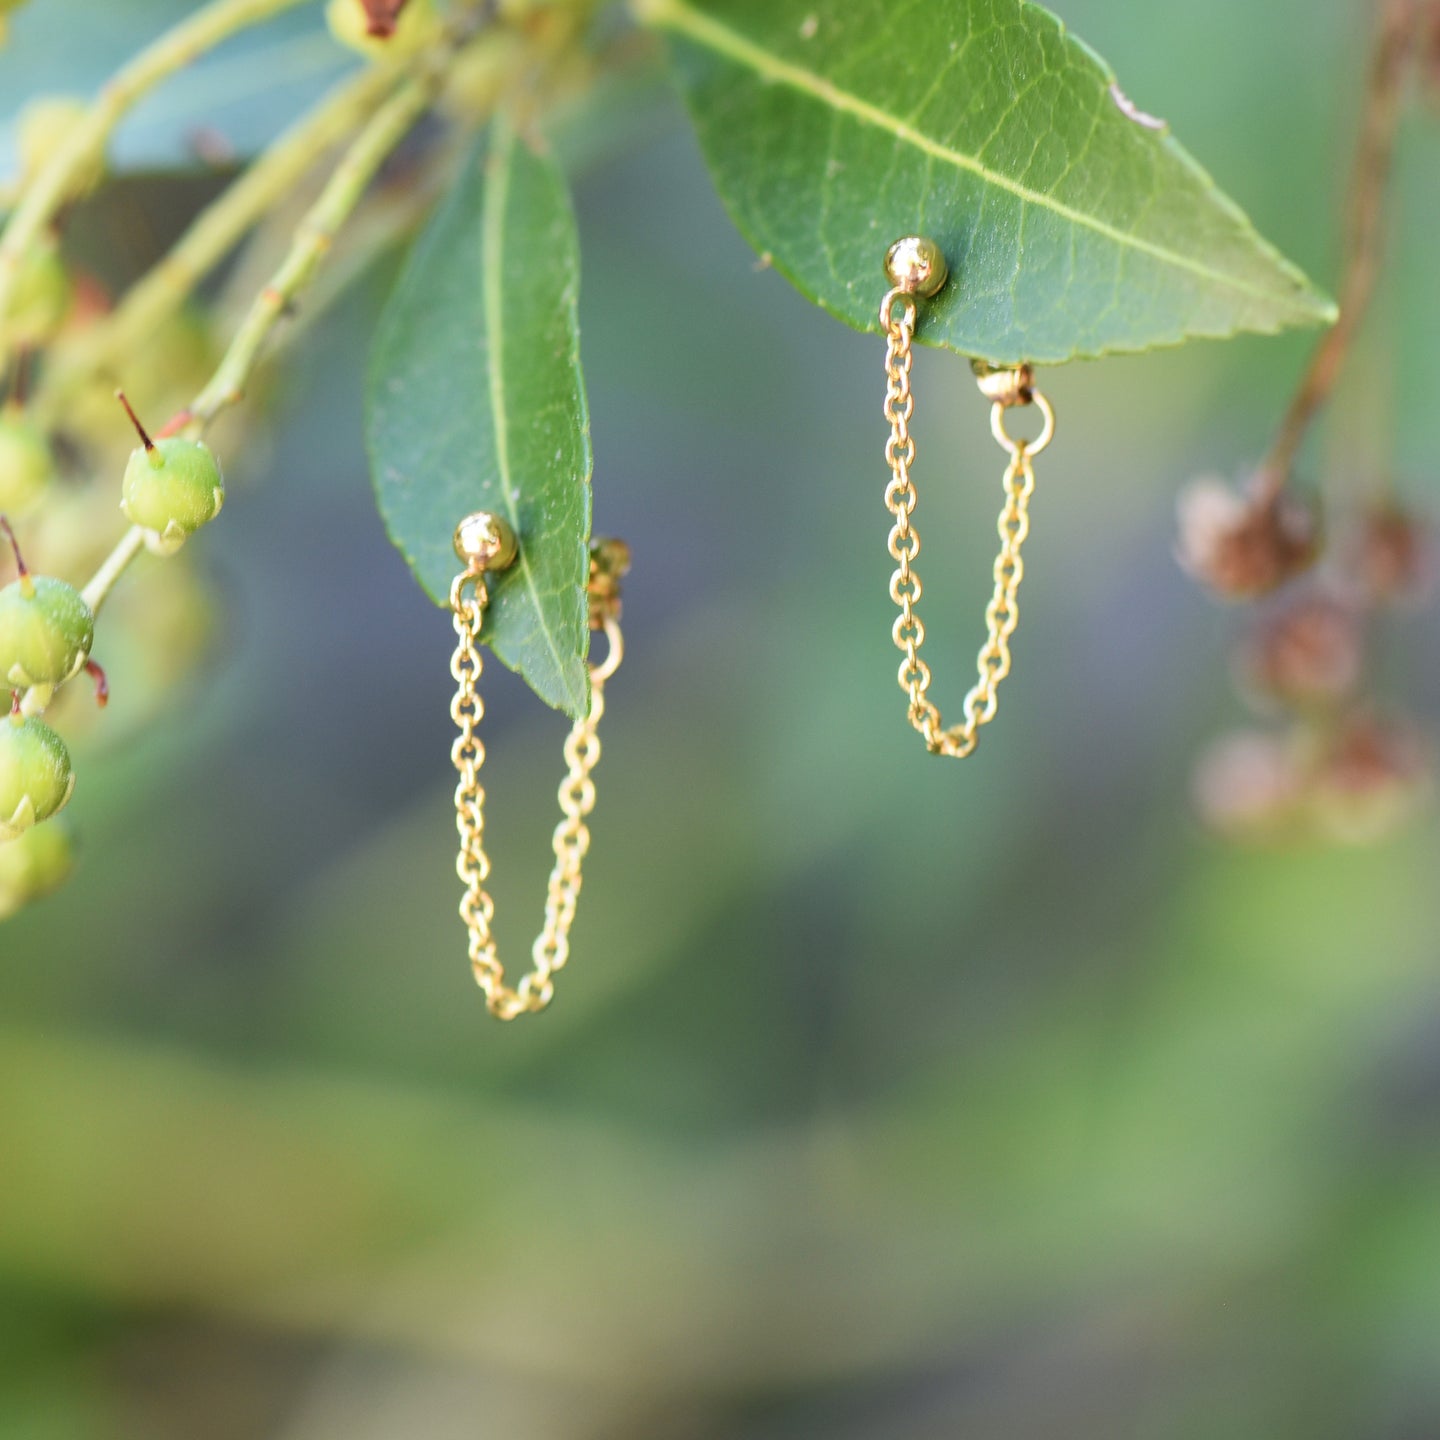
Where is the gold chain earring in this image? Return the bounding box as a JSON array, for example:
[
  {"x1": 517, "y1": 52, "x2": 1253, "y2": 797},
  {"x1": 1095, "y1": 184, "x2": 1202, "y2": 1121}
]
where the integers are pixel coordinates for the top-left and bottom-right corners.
[
  {"x1": 449, "y1": 512, "x2": 629, "y2": 1020},
  {"x1": 880, "y1": 236, "x2": 1057, "y2": 760}
]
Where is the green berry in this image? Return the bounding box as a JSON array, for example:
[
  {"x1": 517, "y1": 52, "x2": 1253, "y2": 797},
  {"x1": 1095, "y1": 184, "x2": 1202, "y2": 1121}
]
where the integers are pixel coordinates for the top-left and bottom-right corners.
[
  {"x1": 0, "y1": 816, "x2": 75, "y2": 920},
  {"x1": 0, "y1": 240, "x2": 72, "y2": 351},
  {"x1": 18, "y1": 97, "x2": 104, "y2": 198},
  {"x1": 0, "y1": 710, "x2": 74, "y2": 839},
  {"x1": 116, "y1": 396, "x2": 224, "y2": 556},
  {"x1": 0, "y1": 520, "x2": 93, "y2": 696},
  {"x1": 326, "y1": 0, "x2": 442, "y2": 62},
  {"x1": 0, "y1": 412, "x2": 55, "y2": 515},
  {"x1": 0, "y1": 574, "x2": 94, "y2": 690}
]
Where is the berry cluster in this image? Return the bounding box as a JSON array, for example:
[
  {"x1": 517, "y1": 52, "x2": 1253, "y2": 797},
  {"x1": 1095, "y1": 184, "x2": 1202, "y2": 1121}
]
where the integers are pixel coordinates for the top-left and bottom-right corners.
[
  {"x1": 0, "y1": 397, "x2": 222, "y2": 915},
  {"x1": 0, "y1": 0, "x2": 449, "y2": 921}
]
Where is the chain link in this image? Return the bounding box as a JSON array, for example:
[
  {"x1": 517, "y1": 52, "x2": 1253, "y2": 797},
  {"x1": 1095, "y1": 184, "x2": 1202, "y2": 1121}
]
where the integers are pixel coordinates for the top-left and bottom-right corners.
[
  {"x1": 881, "y1": 287, "x2": 1054, "y2": 760},
  {"x1": 450, "y1": 569, "x2": 622, "y2": 1020}
]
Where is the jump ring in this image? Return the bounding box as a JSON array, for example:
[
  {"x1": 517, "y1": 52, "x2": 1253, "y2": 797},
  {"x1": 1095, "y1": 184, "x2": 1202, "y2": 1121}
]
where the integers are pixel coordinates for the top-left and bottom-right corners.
[
  {"x1": 989, "y1": 388, "x2": 1054, "y2": 459},
  {"x1": 880, "y1": 287, "x2": 918, "y2": 333}
]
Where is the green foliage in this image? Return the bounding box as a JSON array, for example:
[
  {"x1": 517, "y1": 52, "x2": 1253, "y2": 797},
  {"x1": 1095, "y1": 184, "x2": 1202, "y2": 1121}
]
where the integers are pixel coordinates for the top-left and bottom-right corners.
[
  {"x1": 356, "y1": 0, "x2": 1339, "y2": 718},
  {"x1": 2, "y1": 0, "x2": 1440, "y2": 1431},
  {"x1": 640, "y1": 0, "x2": 1336, "y2": 363},
  {"x1": 368, "y1": 121, "x2": 594, "y2": 719}
]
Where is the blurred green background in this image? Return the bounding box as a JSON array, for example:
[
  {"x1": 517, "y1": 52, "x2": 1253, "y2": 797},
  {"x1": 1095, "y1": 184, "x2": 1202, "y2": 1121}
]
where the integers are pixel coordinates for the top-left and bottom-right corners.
[{"x1": 3, "y1": 1, "x2": 1440, "y2": 1436}]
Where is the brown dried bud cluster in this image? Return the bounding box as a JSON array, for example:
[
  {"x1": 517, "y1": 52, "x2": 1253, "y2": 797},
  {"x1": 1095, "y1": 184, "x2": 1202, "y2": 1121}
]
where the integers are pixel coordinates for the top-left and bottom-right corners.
[
  {"x1": 1194, "y1": 714, "x2": 1432, "y2": 846},
  {"x1": 1193, "y1": 729, "x2": 1302, "y2": 840},
  {"x1": 1335, "y1": 500, "x2": 1435, "y2": 609},
  {"x1": 1237, "y1": 594, "x2": 1364, "y2": 711},
  {"x1": 1309, "y1": 713, "x2": 1433, "y2": 844},
  {"x1": 1175, "y1": 476, "x2": 1318, "y2": 600},
  {"x1": 1187, "y1": 473, "x2": 1435, "y2": 847}
]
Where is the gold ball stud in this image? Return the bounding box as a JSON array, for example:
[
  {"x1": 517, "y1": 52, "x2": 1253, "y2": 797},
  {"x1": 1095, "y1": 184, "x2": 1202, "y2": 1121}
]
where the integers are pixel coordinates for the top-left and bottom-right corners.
[
  {"x1": 972, "y1": 360, "x2": 1034, "y2": 406},
  {"x1": 453, "y1": 511, "x2": 518, "y2": 573},
  {"x1": 883, "y1": 235, "x2": 949, "y2": 298}
]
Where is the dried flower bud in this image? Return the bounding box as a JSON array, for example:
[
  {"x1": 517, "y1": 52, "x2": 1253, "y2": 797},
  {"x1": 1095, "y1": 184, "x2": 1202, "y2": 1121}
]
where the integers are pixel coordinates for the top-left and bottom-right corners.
[
  {"x1": 1176, "y1": 476, "x2": 1318, "y2": 600},
  {"x1": 1308, "y1": 713, "x2": 1432, "y2": 846},
  {"x1": 1192, "y1": 729, "x2": 1303, "y2": 841},
  {"x1": 1335, "y1": 501, "x2": 1434, "y2": 610},
  {"x1": 1237, "y1": 592, "x2": 1364, "y2": 712}
]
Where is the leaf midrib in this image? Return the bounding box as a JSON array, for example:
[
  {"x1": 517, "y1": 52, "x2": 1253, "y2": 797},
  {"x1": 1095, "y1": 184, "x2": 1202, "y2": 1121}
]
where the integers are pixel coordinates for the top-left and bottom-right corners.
[
  {"x1": 482, "y1": 126, "x2": 577, "y2": 703},
  {"x1": 642, "y1": 0, "x2": 1316, "y2": 312}
]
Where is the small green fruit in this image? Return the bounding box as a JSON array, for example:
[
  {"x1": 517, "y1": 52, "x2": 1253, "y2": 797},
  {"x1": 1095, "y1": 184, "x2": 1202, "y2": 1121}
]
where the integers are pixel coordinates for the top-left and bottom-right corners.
[
  {"x1": 0, "y1": 709, "x2": 74, "y2": 839},
  {"x1": 0, "y1": 816, "x2": 75, "y2": 920},
  {"x1": 0, "y1": 412, "x2": 55, "y2": 515},
  {"x1": 122, "y1": 437, "x2": 225, "y2": 554},
  {"x1": 0, "y1": 518, "x2": 93, "y2": 695},
  {"x1": 0, "y1": 574, "x2": 94, "y2": 690},
  {"x1": 326, "y1": 0, "x2": 442, "y2": 62},
  {"x1": 0, "y1": 240, "x2": 72, "y2": 350},
  {"x1": 116, "y1": 396, "x2": 224, "y2": 555}
]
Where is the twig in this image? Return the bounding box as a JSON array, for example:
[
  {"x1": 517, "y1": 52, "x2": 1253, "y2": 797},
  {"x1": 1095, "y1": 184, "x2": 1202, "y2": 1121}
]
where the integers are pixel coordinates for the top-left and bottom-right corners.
[
  {"x1": 0, "y1": 0, "x2": 313, "y2": 354},
  {"x1": 80, "y1": 526, "x2": 146, "y2": 615},
  {"x1": 79, "y1": 52, "x2": 459, "y2": 606},
  {"x1": 39, "y1": 61, "x2": 404, "y2": 420},
  {"x1": 1255, "y1": 0, "x2": 1425, "y2": 503},
  {"x1": 185, "y1": 66, "x2": 447, "y2": 428}
]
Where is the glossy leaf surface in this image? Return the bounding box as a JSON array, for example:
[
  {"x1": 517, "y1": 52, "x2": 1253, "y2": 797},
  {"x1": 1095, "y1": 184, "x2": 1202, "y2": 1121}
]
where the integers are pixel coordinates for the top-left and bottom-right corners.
[
  {"x1": 642, "y1": 0, "x2": 1336, "y2": 362},
  {"x1": 368, "y1": 123, "x2": 593, "y2": 717}
]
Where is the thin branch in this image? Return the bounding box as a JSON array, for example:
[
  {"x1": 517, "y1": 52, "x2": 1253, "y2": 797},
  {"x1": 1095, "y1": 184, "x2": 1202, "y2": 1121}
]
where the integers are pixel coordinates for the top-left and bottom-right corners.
[
  {"x1": 39, "y1": 61, "x2": 403, "y2": 420},
  {"x1": 185, "y1": 66, "x2": 447, "y2": 428},
  {"x1": 1255, "y1": 0, "x2": 1425, "y2": 502},
  {"x1": 80, "y1": 526, "x2": 147, "y2": 615},
  {"x1": 0, "y1": 0, "x2": 313, "y2": 353},
  {"x1": 78, "y1": 47, "x2": 461, "y2": 607}
]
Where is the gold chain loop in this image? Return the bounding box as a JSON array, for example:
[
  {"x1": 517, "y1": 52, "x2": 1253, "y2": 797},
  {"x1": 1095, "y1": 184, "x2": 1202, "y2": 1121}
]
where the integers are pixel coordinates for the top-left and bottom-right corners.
[
  {"x1": 881, "y1": 277, "x2": 1055, "y2": 760},
  {"x1": 449, "y1": 543, "x2": 625, "y2": 1020}
]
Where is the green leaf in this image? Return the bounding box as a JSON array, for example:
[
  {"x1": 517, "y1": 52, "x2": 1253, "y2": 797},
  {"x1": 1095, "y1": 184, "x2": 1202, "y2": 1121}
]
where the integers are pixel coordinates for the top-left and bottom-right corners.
[
  {"x1": 639, "y1": 0, "x2": 1337, "y2": 364},
  {"x1": 367, "y1": 123, "x2": 593, "y2": 718}
]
